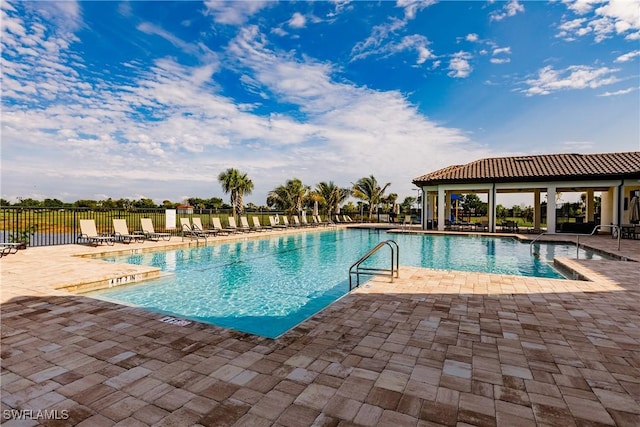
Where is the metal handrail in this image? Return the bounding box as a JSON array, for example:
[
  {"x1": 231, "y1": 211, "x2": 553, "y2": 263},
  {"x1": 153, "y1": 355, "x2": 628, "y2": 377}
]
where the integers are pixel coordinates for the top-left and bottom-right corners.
[
  {"x1": 349, "y1": 240, "x2": 399, "y2": 290},
  {"x1": 529, "y1": 224, "x2": 621, "y2": 256}
]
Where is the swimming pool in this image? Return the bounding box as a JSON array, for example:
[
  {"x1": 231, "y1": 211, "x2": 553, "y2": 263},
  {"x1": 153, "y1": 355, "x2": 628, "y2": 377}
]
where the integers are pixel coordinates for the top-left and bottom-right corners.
[{"x1": 89, "y1": 229, "x2": 606, "y2": 338}]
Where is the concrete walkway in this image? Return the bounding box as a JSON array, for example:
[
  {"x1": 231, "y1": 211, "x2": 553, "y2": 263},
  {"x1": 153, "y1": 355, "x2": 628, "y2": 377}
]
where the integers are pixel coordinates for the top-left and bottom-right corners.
[{"x1": 1, "y1": 229, "x2": 639, "y2": 426}]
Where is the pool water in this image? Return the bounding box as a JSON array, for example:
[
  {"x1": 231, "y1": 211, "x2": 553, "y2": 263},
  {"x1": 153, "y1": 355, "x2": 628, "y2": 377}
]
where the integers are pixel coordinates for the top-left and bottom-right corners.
[{"x1": 89, "y1": 229, "x2": 606, "y2": 338}]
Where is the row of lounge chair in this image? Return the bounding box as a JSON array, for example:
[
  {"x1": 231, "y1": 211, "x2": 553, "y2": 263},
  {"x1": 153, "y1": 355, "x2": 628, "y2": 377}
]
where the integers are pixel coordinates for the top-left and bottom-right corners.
[
  {"x1": 78, "y1": 218, "x2": 171, "y2": 246},
  {"x1": 77, "y1": 214, "x2": 344, "y2": 246}
]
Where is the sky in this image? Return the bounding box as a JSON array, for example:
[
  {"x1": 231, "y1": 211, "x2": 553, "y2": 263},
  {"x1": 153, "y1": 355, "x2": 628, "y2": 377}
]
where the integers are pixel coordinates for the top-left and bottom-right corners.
[{"x1": 1, "y1": 0, "x2": 639, "y2": 207}]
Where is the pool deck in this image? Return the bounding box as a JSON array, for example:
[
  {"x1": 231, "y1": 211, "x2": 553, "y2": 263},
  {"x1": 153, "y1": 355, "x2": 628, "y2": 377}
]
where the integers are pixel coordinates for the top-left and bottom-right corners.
[{"x1": 1, "y1": 227, "x2": 639, "y2": 426}]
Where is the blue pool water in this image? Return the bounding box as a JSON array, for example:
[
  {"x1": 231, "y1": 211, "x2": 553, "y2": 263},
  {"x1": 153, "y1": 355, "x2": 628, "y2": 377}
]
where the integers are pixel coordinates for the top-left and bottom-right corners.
[{"x1": 89, "y1": 229, "x2": 606, "y2": 338}]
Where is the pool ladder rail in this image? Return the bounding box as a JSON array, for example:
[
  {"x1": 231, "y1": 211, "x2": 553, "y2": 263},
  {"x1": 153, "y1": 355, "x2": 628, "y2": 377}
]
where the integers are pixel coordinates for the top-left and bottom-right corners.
[{"x1": 349, "y1": 240, "x2": 399, "y2": 291}]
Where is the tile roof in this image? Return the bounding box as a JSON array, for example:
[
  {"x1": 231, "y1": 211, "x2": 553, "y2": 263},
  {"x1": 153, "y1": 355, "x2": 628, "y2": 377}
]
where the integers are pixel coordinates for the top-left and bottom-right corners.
[{"x1": 413, "y1": 151, "x2": 640, "y2": 185}]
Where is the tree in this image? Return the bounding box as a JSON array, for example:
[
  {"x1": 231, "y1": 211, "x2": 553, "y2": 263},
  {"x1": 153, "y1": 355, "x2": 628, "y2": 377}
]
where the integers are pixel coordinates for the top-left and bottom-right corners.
[
  {"x1": 0, "y1": 199, "x2": 10, "y2": 206},
  {"x1": 401, "y1": 196, "x2": 416, "y2": 213},
  {"x1": 352, "y1": 175, "x2": 391, "y2": 219},
  {"x1": 42, "y1": 198, "x2": 64, "y2": 207},
  {"x1": 315, "y1": 181, "x2": 350, "y2": 215},
  {"x1": 461, "y1": 194, "x2": 486, "y2": 216},
  {"x1": 267, "y1": 178, "x2": 310, "y2": 214},
  {"x1": 218, "y1": 168, "x2": 254, "y2": 217}
]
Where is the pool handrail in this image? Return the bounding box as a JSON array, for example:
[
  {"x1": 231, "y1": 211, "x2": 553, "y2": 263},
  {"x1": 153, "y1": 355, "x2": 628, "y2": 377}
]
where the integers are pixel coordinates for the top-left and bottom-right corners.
[
  {"x1": 529, "y1": 224, "x2": 621, "y2": 257},
  {"x1": 349, "y1": 240, "x2": 399, "y2": 290}
]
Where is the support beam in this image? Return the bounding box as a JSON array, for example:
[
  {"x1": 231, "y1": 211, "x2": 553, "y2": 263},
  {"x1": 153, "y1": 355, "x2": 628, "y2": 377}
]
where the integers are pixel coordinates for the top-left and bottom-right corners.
[
  {"x1": 546, "y1": 186, "x2": 556, "y2": 234},
  {"x1": 534, "y1": 189, "x2": 541, "y2": 231},
  {"x1": 488, "y1": 186, "x2": 496, "y2": 232},
  {"x1": 437, "y1": 187, "x2": 446, "y2": 231}
]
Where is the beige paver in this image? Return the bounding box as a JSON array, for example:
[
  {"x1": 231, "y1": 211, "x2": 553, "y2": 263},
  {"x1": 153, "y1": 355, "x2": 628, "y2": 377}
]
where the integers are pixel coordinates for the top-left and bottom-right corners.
[{"x1": 1, "y1": 229, "x2": 639, "y2": 426}]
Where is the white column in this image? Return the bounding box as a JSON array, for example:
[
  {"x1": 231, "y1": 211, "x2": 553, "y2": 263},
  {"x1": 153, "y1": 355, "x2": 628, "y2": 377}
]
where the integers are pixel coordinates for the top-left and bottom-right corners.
[
  {"x1": 612, "y1": 185, "x2": 620, "y2": 226},
  {"x1": 437, "y1": 187, "x2": 446, "y2": 231},
  {"x1": 488, "y1": 186, "x2": 496, "y2": 232},
  {"x1": 546, "y1": 186, "x2": 556, "y2": 234},
  {"x1": 534, "y1": 189, "x2": 541, "y2": 230}
]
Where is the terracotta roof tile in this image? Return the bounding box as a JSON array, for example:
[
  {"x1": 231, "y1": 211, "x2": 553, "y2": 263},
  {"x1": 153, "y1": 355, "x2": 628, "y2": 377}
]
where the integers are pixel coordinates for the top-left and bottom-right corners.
[{"x1": 413, "y1": 152, "x2": 640, "y2": 185}]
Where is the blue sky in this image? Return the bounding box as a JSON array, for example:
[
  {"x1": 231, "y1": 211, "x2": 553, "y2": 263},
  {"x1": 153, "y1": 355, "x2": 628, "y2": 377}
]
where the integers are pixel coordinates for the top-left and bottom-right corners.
[{"x1": 2, "y1": 0, "x2": 639, "y2": 206}]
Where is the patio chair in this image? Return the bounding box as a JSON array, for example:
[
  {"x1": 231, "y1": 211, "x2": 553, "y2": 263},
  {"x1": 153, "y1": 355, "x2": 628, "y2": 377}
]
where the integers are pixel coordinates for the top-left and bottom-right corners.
[
  {"x1": 269, "y1": 216, "x2": 287, "y2": 229},
  {"x1": 1, "y1": 243, "x2": 21, "y2": 257},
  {"x1": 301, "y1": 215, "x2": 314, "y2": 227},
  {"x1": 239, "y1": 216, "x2": 255, "y2": 232},
  {"x1": 113, "y1": 219, "x2": 145, "y2": 244},
  {"x1": 78, "y1": 219, "x2": 115, "y2": 246},
  {"x1": 211, "y1": 217, "x2": 231, "y2": 235},
  {"x1": 192, "y1": 217, "x2": 218, "y2": 236},
  {"x1": 252, "y1": 216, "x2": 269, "y2": 232},
  {"x1": 181, "y1": 218, "x2": 208, "y2": 239},
  {"x1": 226, "y1": 216, "x2": 245, "y2": 233},
  {"x1": 140, "y1": 218, "x2": 171, "y2": 241}
]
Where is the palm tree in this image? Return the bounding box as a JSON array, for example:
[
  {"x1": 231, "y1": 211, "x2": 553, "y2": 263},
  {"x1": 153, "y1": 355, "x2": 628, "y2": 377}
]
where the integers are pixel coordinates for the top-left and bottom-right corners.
[
  {"x1": 217, "y1": 168, "x2": 254, "y2": 218},
  {"x1": 352, "y1": 175, "x2": 391, "y2": 220},
  {"x1": 315, "y1": 181, "x2": 350, "y2": 215},
  {"x1": 267, "y1": 178, "x2": 310, "y2": 214}
]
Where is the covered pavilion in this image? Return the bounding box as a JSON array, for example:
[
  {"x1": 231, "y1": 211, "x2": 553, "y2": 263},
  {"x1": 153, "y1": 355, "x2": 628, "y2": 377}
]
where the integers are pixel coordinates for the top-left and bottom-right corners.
[{"x1": 412, "y1": 151, "x2": 640, "y2": 234}]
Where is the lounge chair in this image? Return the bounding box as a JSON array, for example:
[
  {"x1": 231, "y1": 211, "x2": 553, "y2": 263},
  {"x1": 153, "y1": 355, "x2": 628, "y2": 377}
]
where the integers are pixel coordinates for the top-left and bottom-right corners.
[
  {"x1": 252, "y1": 216, "x2": 269, "y2": 232},
  {"x1": 342, "y1": 215, "x2": 352, "y2": 223},
  {"x1": 334, "y1": 215, "x2": 341, "y2": 223},
  {"x1": 1, "y1": 243, "x2": 21, "y2": 257},
  {"x1": 239, "y1": 216, "x2": 255, "y2": 232},
  {"x1": 140, "y1": 218, "x2": 171, "y2": 241},
  {"x1": 292, "y1": 216, "x2": 302, "y2": 227},
  {"x1": 192, "y1": 217, "x2": 218, "y2": 236},
  {"x1": 78, "y1": 219, "x2": 115, "y2": 246},
  {"x1": 269, "y1": 216, "x2": 286, "y2": 229},
  {"x1": 401, "y1": 215, "x2": 412, "y2": 230},
  {"x1": 301, "y1": 215, "x2": 314, "y2": 227},
  {"x1": 211, "y1": 217, "x2": 231, "y2": 235},
  {"x1": 181, "y1": 218, "x2": 208, "y2": 239},
  {"x1": 226, "y1": 216, "x2": 246, "y2": 233},
  {"x1": 113, "y1": 219, "x2": 145, "y2": 243},
  {"x1": 281, "y1": 216, "x2": 291, "y2": 228}
]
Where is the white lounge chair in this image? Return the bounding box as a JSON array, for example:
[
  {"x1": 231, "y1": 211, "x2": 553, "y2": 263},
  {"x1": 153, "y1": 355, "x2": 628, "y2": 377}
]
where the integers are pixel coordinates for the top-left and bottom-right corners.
[
  {"x1": 252, "y1": 216, "x2": 269, "y2": 232},
  {"x1": 181, "y1": 218, "x2": 208, "y2": 239},
  {"x1": 211, "y1": 217, "x2": 231, "y2": 235},
  {"x1": 78, "y1": 219, "x2": 115, "y2": 246},
  {"x1": 113, "y1": 219, "x2": 144, "y2": 243},
  {"x1": 192, "y1": 217, "x2": 218, "y2": 236},
  {"x1": 269, "y1": 216, "x2": 286, "y2": 229},
  {"x1": 239, "y1": 216, "x2": 255, "y2": 232},
  {"x1": 141, "y1": 218, "x2": 171, "y2": 241}
]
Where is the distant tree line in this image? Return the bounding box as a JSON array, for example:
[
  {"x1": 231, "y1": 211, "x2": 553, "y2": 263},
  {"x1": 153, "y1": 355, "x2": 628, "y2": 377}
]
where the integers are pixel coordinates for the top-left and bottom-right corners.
[{"x1": 2, "y1": 170, "x2": 422, "y2": 220}]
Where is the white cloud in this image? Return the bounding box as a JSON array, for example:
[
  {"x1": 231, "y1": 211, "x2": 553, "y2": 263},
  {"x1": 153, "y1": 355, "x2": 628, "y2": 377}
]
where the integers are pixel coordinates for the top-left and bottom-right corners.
[
  {"x1": 490, "y1": 0, "x2": 525, "y2": 22},
  {"x1": 448, "y1": 51, "x2": 472, "y2": 78},
  {"x1": 490, "y1": 58, "x2": 510, "y2": 64},
  {"x1": 466, "y1": 33, "x2": 479, "y2": 42},
  {"x1": 492, "y1": 47, "x2": 511, "y2": 56},
  {"x1": 289, "y1": 12, "x2": 306, "y2": 29},
  {"x1": 557, "y1": 0, "x2": 640, "y2": 42},
  {"x1": 203, "y1": 0, "x2": 269, "y2": 25},
  {"x1": 615, "y1": 50, "x2": 640, "y2": 62},
  {"x1": 598, "y1": 86, "x2": 638, "y2": 96},
  {"x1": 522, "y1": 65, "x2": 620, "y2": 96},
  {"x1": 396, "y1": 0, "x2": 436, "y2": 20},
  {"x1": 351, "y1": 24, "x2": 434, "y2": 65}
]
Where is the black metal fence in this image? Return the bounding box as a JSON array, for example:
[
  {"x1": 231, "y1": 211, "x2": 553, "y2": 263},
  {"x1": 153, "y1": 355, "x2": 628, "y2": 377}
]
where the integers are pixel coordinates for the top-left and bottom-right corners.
[{"x1": 0, "y1": 207, "x2": 288, "y2": 247}]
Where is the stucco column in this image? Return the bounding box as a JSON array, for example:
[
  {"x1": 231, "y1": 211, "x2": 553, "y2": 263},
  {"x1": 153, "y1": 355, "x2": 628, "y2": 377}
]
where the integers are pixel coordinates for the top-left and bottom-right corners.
[
  {"x1": 445, "y1": 192, "x2": 452, "y2": 224},
  {"x1": 488, "y1": 186, "x2": 496, "y2": 232},
  {"x1": 546, "y1": 186, "x2": 556, "y2": 234},
  {"x1": 534, "y1": 189, "x2": 541, "y2": 230},
  {"x1": 438, "y1": 187, "x2": 446, "y2": 231},
  {"x1": 585, "y1": 189, "x2": 594, "y2": 222}
]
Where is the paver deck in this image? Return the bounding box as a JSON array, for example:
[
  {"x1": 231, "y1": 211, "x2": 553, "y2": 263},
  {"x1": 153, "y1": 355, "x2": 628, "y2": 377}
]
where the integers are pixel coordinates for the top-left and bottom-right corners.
[{"x1": 1, "y1": 228, "x2": 639, "y2": 426}]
